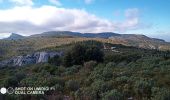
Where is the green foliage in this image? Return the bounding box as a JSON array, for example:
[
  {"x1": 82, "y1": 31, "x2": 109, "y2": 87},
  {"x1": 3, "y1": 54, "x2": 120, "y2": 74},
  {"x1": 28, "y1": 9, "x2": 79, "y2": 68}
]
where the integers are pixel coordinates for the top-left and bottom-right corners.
[
  {"x1": 102, "y1": 89, "x2": 123, "y2": 100},
  {"x1": 66, "y1": 80, "x2": 80, "y2": 91},
  {"x1": 4, "y1": 72, "x2": 26, "y2": 87},
  {"x1": 102, "y1": 66, "x2": 113, "y2": 81},
  {"x1": 55, "y1": 84, "x2": 64, "y2": 92},
  {"x1": 1, "y1": 41, "x2": 170, "y2": 100},
  {"x1": 151, "y1": 87, "x2": 170, "y2": 100},
  {"x1": 48, "y1": 55, "x2": 62, "y2": 66},
  {"x1": 63, "y1": 42, "x2": 103, "y2": 67},
  {"x1": 104, "y1": 52, "x2": 141, "y2": 63},
  {"x1": 134, "y1": 79, "x2": 154, "y2": 98},
  {"x1": 62, "y1": 65, "x2": 82, "y2": 76},
  {"x1": 83, "y1": 61, "x2": 97, "y2": 70},
  {"x1": 4, "y1": 76, "x2": 18, "y2": 87},
  {"x1": 85, "y1": 45, "x2": 104, "y2": 62}
]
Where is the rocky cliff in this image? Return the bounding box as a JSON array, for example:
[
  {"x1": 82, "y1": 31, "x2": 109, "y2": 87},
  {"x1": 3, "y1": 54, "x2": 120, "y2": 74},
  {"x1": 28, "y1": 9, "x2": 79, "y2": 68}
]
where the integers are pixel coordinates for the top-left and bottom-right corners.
[{"x1": 0, "y1": 51, "x2": 63, "y2": 67}]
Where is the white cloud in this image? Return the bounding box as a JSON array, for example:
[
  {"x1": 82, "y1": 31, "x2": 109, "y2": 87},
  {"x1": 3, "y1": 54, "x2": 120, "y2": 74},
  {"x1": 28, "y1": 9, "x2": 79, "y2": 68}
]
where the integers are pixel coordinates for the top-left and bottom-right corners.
[
  {"x1": 114, "y1": 8, "x2": 148, "y2": 32},
  {"x1": 0, "y1": 6, "x2": 146, "y2": 37},
  {"x1": 84, "y1": 0, "x2": 93, "y2": 4},
  {"x1": 49, "y1": 0, "x2": 61, "y2": 6},
  {"x1": 9, "y1": 0, "x2": 34, "y2": 6}
]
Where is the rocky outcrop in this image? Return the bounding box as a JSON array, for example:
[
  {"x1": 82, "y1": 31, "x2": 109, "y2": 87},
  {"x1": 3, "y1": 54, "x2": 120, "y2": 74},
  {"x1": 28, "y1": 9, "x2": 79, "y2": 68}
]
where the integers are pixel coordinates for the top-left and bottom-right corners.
[
  {"x1": 0, "y1": 51, "x2": 63, "y2": 67},
  {"x1": 4, "y1": 33, "x2": 25, "y2": 40}
]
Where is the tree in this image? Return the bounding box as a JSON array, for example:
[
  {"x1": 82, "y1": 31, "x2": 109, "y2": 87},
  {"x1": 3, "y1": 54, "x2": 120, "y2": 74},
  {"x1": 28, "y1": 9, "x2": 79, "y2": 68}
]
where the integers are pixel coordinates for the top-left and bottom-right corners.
[
  {"x1": 63, "y1": 52, "x2": 73, "y2": 67},
  {"x1": 63, "y1": 43, "x2": 104, "y2": 67},
  {"x1": 151, "y1": 87, "x2": 170, "y2": 100},
  {"x1": 48, "y1": 55, "x2": 62, "y2": 66},
  {"x1": 5, "y1": 76, "x2": 18, "y2": 87},
  {"x1": 134, "y1": 79, "x2": 154, "y2": 98},
  {"x1": 102, "y1": 89, "x2": 123, "y2": 100},
  {"x1": 66, "y1": 80, "x2": 80, "y2": 91},
  {"x1": 85, "y1": 46, "x2": 104, "y2": 62}
]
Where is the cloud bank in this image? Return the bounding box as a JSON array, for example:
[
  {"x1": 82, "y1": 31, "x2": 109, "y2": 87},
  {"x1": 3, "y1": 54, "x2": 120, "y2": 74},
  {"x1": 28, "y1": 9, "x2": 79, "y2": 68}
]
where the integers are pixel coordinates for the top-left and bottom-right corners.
[{"x1": 0, "y1": 5, "x2": 147, "y2": 37}]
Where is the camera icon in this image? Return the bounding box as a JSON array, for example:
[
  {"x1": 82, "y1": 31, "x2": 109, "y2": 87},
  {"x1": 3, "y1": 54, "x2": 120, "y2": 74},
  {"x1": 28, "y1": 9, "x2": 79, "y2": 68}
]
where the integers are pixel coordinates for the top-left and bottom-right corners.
[
  {"x1": 0, "y1": 87, "x2": 15, "y2": 94},
  {"x1": 7, "y1": 87, "x2": 14, "y2": 94}
]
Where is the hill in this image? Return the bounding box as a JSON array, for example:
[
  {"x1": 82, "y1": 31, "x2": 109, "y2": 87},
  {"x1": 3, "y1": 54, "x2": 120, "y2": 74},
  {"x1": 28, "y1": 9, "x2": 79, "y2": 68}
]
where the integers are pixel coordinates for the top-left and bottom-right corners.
[
  {"x1": 32, "y1": 31, "x2": 170, "y2": 50},
  {"x1": 0, "y1": 40, "x2": 170, "y2": 100},
  {"x1": 4, "y1": 33, "x2": 25, "y2": 40},
  {"x1": 0, "y1": 31, "x2": 170, "y2": 61},
  {"x1": 31, "y1": 31, "x2": 120, "y2": 38}
]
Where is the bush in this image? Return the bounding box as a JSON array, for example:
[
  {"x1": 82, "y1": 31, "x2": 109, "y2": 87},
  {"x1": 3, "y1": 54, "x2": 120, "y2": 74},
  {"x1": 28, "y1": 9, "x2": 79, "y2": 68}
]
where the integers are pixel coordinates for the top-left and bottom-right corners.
[
  {"x1": 46, "y1": 77, "x2": 65, "y2": 87},
  {"x1": 105, "y1": 62, "x2": 116, "y2": 68},
  {"x1": 91, "y1": 80, "x2": 112, "y2": 94},
  {"x1": 151, "y1": 87, "x2": 170, "y2": 100},
  {"x1": 102, "y1": 67, "x2": 113, "y2": 81},
  {"x1": 4, "y1": 72, "x2": 26, "y2": 87},
  {"x1": 84, "y1": 61, "x2": 97, "y2": 70},
  {"x1": 102, "y1": 89, "x2": 123, "y2": 100},
  {"x1": 14, "y1": 72, "x2": 26, "y2": 82},
  {"x1": 85, "y1": 45, "x2": 104, "y2": 62},
  {"x1": 4, "y1": 76, "x2": 18, "y2": 87},
  {"x1": 66, "y1": 80, "x2": 80, "y2": 91},
  {"x1": 115, "y1": 76, "x2": 129, "y2": 84},
  {"x1": 63, "y1": 43, "x2": 103, "y2": 67},
  {"x1": 74, "y1": 87, "x2": 98, "y2": 100},
  {"x1": 41, "y1": 64, "x2": 60, "y2": 75},
  {"x1": 63, "y1": 65, "x2": 82, "y2": 75},
  {"x1": 134, "y1": 79, "x2": 154, "y2": 98},
  {"x1": 48, "y1": 55, "x2": 62, "y2": 66},
  {"x1": 104, "y1": 53, "x2": 141, "y2": 63},
  {"x1": 55, "y1": 84, "x2": 64, "y2": 92}
]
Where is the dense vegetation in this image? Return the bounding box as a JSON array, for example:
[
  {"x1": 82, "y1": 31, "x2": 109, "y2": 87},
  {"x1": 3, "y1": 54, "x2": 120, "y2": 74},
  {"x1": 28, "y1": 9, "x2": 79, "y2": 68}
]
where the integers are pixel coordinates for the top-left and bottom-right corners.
[
  {"x1": 0, "y1": 37, "x2": 122, "y2": 61},
  {"x1": 0, "y1": 40, "x2": 170, "y2": 100}
]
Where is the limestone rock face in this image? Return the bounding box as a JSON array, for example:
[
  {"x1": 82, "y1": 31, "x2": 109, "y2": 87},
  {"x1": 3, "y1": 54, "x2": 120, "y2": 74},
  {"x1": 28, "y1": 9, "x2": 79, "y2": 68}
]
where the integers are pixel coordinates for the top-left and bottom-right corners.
[{"x1": 0, "y1": 51, "x2": 63, "y2": 67}]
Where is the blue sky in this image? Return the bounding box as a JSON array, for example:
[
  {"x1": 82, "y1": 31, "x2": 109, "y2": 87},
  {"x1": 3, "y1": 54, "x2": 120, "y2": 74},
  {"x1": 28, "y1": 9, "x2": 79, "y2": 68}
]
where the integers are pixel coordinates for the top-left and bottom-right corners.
[{"x1": 0, "y1": 0, "x2": 169, "y2": 41}]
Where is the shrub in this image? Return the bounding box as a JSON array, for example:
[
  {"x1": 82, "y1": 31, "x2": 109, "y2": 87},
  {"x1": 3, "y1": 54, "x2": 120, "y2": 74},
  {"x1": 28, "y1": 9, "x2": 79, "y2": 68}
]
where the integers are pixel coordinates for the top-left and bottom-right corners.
[
  {"x1": 105, "y1": 62, "x2": 116, "y2": 68},
  {"x1": 102, "y1": 89, "x2": 123, "y2": 100},
  {"x1": 74, "y1": 87, "x2": 98, "y2": 100},
  {"x1": 85, "y1": 45, "x2": 104, "y2": 62},
  {"x1": 55, "y1": 84, "x2": 64, "y2": 92},
  {"x1": 151, "y1": 87, "x2": 170, "y2": 100},
  {"x1": 66, "y1": 80, "x2": 80, "y2": 91},
  {"x1": 102, "y1": 67, "x2": 113, "y2": 81},
  {"x1": 4, "y1": 76, "x2": 18, "y2": 87},
  {"x1": 134, "y1": 79, "x2": 154, "y2": 98},
  {"x1": 46, "y1": 77, "x2": 65, "y2": 87},
  {"x1": 91, "y1": 80, "x2": 112, "y2": 94},
  {"x1": 63, "y1": 65, "x2": 82, "y2": 75},
  {"x1": 115, "y1": 76, "x2": 129, "y2": 84},
  {"x1": 14, "y1": 72, "x2": 26, "y2": 82},
  {"x1": 63, "y1": 43, "x2": 103, "y2": 67},
  {"x1": 48, "y1": 55, "x2": 62, "y2": 66},
  {"x1": 84, "y1": 61, "x2": 97, "y2": 70}
]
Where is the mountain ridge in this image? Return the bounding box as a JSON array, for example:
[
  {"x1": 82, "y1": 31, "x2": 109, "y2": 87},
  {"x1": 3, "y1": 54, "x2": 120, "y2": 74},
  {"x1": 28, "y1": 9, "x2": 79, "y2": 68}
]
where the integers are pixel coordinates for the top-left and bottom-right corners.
[
  {"x1": 1, "y1": 31, "x2": 170, "y2": 52},
  {"x1": 0, "y1": 31, "x2": 170, "y2": 63},
  {"x1": 3, "y1": 31, "x2": 167, "y2": 43},
  {"x1": 4, "y1": 33, "x2": 25, "y2": 40},
  {"x1": 31, "y1": 31, "x2": 166, "y2": 42}
]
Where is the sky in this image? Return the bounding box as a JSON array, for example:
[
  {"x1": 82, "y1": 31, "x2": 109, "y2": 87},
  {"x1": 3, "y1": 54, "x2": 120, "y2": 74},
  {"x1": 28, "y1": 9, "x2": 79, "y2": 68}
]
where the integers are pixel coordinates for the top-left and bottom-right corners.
[{"x1": 0, "y1": 0, "x2": 169, "y2": 41}]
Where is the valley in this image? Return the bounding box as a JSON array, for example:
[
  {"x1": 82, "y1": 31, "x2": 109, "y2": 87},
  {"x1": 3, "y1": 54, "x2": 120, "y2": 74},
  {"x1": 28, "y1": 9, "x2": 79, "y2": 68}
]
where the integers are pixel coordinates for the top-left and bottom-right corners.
[
  {"x1": 0, "y1": 39, "x2": 170, "y2": 100},
  {"x1": 1, "y1": 31, "x2": 170, "y2": 62},
  {"x1": 0, "y1": 32, "x2": 170, "y2": 100}
]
